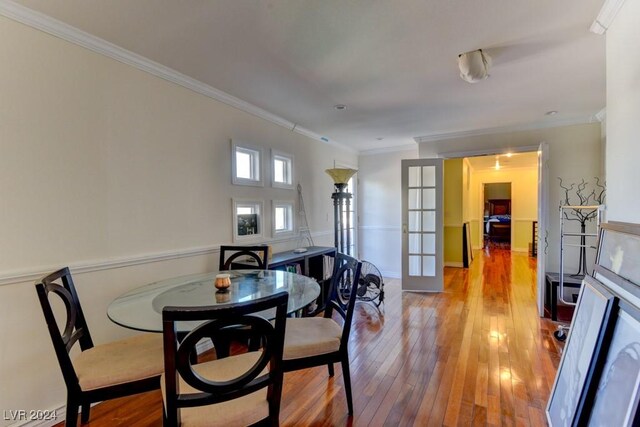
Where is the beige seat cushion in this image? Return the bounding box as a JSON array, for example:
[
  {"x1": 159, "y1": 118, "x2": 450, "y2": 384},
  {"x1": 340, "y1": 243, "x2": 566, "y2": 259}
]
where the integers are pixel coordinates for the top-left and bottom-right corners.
[
  {"x1": 73, "y1": 333, "x2": 164, "y2": 391},
  {"x1": 283, "y1": 317, "x2": 342, "y2": 360},
  {"x1": 161, "y1": 351, "x2": 270, "y2": 427}
]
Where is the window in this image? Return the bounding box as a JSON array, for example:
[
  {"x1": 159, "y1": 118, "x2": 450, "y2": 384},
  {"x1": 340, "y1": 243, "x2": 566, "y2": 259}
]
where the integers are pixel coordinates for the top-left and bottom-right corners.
[
  {"x1": 343, "y1": 172, "x2": 357, "y2": 256},
  {"x1": 232, "y1": 199, "x2": 264, "y2": 241},
  {"x1": 271, "y1": 150, "x2": 294, "y2": 189},
  {"x1": 232, "y1": 141, "x2": 263, "y2": 186},
  {"x1": 272, "y1": 201, "x2": 294, "y2": 237}
]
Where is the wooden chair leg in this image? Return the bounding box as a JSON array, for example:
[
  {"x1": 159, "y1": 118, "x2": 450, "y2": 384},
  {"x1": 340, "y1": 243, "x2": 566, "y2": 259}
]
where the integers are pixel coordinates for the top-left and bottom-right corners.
[
  {"x1": 341, "y1": 358, "x2": 353, "y2": 415},
  {"x1": 65, "y1": 400, "x2": 79, "y2": 427},
  {"x1": 80, "y1": 403, "x2": 90, "y2": 424},
  {"x1": 212, "y1": 336, "x2": 231, "y2": 358},
  {"x1": 327, "y1": 363, "x2": 334, "y2": 377}
]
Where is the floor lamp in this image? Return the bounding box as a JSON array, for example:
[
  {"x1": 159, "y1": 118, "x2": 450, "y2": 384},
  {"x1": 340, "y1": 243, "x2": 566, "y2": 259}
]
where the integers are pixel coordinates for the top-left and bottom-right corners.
[{"x1": 325, "y1": 168, "x2": 357, "y2": 254}]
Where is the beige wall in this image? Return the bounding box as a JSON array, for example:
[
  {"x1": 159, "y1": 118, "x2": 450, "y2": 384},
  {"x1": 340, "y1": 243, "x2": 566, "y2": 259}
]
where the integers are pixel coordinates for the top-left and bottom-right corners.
[
  {"x1": 358, "y1": 148, "x2": 419, "y2": 277},
  {"x1": 444, "y1": 159, "x2": 463, "y2": 265},
  {"x1": 605, "y1": 0, "x2": 640, "y2": 224},
  {"x1": 0, "y1": 16, "x2": 356, "y2": 422}
]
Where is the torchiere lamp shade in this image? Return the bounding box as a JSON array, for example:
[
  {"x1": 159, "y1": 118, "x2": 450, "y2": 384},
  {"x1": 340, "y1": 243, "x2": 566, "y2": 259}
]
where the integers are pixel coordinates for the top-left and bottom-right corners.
[{"x1": 325, "y1": 168, "x2": 357, "y2": 185}]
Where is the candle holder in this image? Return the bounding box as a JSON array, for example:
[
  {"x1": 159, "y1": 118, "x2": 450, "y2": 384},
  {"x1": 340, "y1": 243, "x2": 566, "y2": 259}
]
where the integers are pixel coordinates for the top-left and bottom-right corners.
[{"x1": 214, "y1": 273, "x2": 231, "y2": 293}]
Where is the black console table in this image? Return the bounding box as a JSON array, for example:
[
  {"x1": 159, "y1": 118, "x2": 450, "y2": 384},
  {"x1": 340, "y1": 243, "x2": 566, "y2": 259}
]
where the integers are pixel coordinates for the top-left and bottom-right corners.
[
  {"x1": 234, "y1": 246, "x2": 336, "y2": 314},
  {"x1": 544, "y1": 272, "x2": 584, "y2": 321}
]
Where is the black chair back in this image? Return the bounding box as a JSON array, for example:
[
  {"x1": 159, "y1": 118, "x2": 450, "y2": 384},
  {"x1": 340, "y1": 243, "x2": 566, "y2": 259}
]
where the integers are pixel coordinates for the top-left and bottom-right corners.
[
  {"x1": 35, "y1": 267, "x2": 93, "y2": 393},
  {"x1": 324, "y1": 253, "x2": 362, "y2": 350},
  {"x1": 219, "y1": 245, "x2": 269, "y2": 271},
  {"x1": 162, "y1": 292, "x2": 288, "y2": 426}
]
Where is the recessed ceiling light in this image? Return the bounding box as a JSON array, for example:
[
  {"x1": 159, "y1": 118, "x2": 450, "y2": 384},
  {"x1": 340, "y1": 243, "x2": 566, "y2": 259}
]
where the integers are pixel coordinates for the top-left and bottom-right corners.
[
  {"x1": 506, "y1": 152, "x2": 513, "y2": 158},
  {"x1": 376, "y1": 137, "x2": 384, "y2": 141},
  {"x1": 545, "y1": 110, "x2": 558, "y2": 116},
  {"x1": 334, "y1": 104, "x2": 347, "y2": 110}
]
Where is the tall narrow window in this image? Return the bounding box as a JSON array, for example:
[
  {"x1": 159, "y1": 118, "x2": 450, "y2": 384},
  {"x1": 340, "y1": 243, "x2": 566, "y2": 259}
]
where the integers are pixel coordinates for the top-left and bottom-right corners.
[
  {"x1": 271, "y1": 150, "x2": 294, "y2": 189},
  {"x1": 232, "y1": 141, "x2": 263, "y2": 186},
  {"x1": 336, "y1": 170, "x2": 357, "y2": 257}
]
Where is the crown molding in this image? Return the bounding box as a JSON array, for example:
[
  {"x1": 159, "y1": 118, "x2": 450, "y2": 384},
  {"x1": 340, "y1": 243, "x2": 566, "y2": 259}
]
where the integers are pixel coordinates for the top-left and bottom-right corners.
[
  {"x1": 590, "y1": 0, "x2": 627, "y2": 34},
  {"x1": 0, "y1": 0, "x2": 356, "y2": 154},
  {"x1": 359, "y1": 143, "x2": 418, "y2": 156},
  {"x1": 414, "y1": 116, "x2": 598, "y2": 144}
]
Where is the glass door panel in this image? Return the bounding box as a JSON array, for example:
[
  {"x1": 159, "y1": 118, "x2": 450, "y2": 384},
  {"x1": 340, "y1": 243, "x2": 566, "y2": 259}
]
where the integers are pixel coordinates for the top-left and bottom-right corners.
[{"x1": 401, "y1": 159, "x2": 443, "y2": 291}]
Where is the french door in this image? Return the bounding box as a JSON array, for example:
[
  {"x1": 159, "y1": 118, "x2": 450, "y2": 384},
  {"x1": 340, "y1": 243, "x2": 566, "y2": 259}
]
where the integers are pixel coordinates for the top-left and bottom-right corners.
[{"x1": 401, "y1": 159, "x2": 444, "y2": 292}]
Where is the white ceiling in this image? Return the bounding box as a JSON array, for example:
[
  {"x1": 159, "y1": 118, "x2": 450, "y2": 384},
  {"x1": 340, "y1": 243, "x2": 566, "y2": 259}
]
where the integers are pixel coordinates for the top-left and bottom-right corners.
[
  {"x1": 14, "y1": 0, "x2": 606, "y2": 152},
  {"x1": 466, "y1": 151, "x2": 538, "y2": 172}
]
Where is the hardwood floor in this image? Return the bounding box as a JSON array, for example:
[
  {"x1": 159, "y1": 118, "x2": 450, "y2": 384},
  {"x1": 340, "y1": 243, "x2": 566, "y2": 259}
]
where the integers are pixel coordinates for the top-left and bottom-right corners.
[{"x1": 56, "y1": 248, "x2": 562, "y2": 426}]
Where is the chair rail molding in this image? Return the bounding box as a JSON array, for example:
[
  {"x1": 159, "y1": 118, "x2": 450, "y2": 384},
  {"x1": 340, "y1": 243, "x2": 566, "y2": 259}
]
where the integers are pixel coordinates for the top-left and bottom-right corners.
[
  {"x1": 0, "y1": 231, "x2": 332, "y2": 286},
  {"x1": 0, "y1": 0, "x2": 355, "y2": 154}
]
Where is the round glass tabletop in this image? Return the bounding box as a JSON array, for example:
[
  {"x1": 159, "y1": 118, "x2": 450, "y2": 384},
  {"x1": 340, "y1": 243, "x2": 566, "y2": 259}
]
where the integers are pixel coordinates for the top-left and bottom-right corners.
[{"x1": 107, "y1": 270, "x2": 320, "y2": 332}]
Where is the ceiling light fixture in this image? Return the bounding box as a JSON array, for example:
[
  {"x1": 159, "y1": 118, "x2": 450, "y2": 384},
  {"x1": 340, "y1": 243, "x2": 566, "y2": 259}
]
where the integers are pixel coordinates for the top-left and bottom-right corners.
[
  {"x1": 495, "y1": 158, "x2": 500, "y2": 170},
  {"x1": 506, "y1": 152, "x2": 513, "y2": 158},
  {"x1": 334, "y1": 104, "x2": 347, "y2": 110},
  {"x1": 458, "y1": 49, "x2": 491, "y2": 83}
]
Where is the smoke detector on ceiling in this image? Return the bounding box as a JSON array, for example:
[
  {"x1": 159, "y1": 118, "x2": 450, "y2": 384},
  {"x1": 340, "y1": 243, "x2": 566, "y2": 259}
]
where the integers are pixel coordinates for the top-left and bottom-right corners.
[{"x1": 458, "y1": 49, "x2": 492, "y2": 83}]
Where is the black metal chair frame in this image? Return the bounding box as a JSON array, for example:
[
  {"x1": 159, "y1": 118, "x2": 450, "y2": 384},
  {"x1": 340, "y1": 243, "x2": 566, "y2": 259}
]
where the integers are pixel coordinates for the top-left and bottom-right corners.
[
  {"x1": 162, "y1": 292, "x2": 288, "y2": 427},
  {"x1": 219, "y1": 245, "x2": 269, "y2": 271},
  {"x1": 282, "y1": 253, "x2": 362, "y2": 415},
  {"x1": 35, "y1": 267, "x2": 161, "y2": 427}
]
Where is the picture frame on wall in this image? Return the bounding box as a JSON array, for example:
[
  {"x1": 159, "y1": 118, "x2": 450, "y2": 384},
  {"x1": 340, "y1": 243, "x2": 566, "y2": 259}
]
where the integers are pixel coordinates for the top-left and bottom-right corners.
[
  {"x1": 581, "y1": 299, "x2": 640, "y2": 426},
  {"x1": 595, "y1": 222, "x2": 640, "y2": 287},
  {"x1": 232, "y1": 199, "x2": 264, "y2": 242},
  {"x1": 547, "y1": 275, "x2": 617, "y2": 427}
]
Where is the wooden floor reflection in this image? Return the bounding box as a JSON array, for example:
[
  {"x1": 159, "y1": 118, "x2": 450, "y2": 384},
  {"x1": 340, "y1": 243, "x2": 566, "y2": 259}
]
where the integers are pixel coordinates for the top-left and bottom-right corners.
[{"x1": 55, "y1": 248, "x2": 561, "y2": 426}]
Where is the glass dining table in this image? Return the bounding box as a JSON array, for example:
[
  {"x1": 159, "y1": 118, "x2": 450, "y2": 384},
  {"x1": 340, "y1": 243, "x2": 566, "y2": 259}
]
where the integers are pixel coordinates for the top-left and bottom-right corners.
[{"x1": 107, "y1": 269, "x2": 320, "y2": 333}]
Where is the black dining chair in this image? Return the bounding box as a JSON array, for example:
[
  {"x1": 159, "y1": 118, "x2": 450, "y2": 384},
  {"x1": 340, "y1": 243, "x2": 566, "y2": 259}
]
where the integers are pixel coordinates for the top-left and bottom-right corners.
[
  {"x1": 281, "y1": 253, "x2": 362, "y2": 415},
  {"x1": 219, "y1": 245, "x2": 269, "y2": 271},
  {"x1": 35, "y1": 267, "x2": 164, "y2": 427},
  {"x1": 162, "y1": 292, "x2": 288, "y2": 426}
]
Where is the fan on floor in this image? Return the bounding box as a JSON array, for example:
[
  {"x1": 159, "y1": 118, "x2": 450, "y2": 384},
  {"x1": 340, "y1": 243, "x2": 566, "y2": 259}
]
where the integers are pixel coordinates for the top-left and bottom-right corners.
[{"x1": 356, "y1": 261, "x2": 384, "y2": 307}]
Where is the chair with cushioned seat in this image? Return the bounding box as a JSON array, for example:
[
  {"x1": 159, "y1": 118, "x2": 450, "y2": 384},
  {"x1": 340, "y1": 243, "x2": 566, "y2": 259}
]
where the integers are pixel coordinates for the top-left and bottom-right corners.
[
  {"x1": 35, "y1": 267, "x2": 163, "y2": 427},
  {"x1": 219, "y1": 245, "x2": 269, "y2": 271},
  {"x1": 162, "y1": 291, "x2": 288, "y2": 427},
  {"x1": 281, "y1": 253, "x2": 362, "y2": 415}
]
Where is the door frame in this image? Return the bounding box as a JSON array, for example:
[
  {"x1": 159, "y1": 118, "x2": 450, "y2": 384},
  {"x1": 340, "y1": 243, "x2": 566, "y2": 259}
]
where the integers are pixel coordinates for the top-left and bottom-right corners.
[{"x1": 439, "y1": 144, "x2": 547, "y2": 316}]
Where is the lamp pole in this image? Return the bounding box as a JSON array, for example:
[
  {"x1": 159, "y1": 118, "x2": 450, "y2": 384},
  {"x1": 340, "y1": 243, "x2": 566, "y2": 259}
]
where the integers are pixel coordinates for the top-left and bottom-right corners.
[{"x1": 325, "y1": 168, "x2": 357, "y2": 255}]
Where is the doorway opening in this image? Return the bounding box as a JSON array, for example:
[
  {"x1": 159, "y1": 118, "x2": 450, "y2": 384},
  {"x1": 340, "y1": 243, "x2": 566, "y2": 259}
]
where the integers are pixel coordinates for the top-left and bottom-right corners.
[{"x1": 483, "y1": 182, "x2": 512, "y2": 251}]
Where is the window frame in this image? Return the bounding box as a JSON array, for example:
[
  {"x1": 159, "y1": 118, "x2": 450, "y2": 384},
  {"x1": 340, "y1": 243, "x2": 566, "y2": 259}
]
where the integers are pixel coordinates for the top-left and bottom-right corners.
[
  {"x1": 272, "y1": 200, "x2": 295, "y2": 237},
  {"x1": 271, "y1": 150, "x2": 294, "y2": 189},
  {"x1": 232, "y1": 199, "x2": 264, "y2": 242},
  {"x1": 231, "y1": 141, "x2": 264, "y2": 187}
]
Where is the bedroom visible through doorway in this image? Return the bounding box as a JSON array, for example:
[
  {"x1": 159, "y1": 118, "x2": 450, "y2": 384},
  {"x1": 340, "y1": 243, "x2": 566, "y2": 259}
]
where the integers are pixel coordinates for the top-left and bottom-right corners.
[{"x1": 484, "y1": 182, "x2": 512, "y2": 250}]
